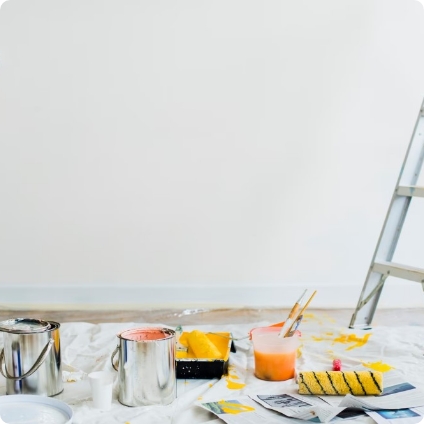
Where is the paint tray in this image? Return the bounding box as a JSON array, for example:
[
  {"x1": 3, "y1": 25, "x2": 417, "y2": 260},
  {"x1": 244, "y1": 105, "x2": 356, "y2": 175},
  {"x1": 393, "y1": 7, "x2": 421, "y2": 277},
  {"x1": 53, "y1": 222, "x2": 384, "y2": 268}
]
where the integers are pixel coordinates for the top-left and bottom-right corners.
[{"x1": 176, "y1": 332, "x2": 232, "y2": 379}]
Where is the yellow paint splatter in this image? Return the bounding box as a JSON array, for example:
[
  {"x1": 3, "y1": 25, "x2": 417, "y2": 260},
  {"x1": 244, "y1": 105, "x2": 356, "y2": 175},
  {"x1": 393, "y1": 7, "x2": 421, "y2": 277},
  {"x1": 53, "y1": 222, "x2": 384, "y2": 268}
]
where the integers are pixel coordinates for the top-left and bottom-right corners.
[
  {"x1": 297, "y1": 345, "x2": 303, "y2": 358},
  {"x1": 310, "y1": 332, "x2": 371, "y2": 350},
  {"x1": 225, "y1": 366, "x2": 245, "y2": 389},
  {"x1": 333, "y1": 333, "x2": 371, "y2": 351},
  {"x1": 362, "y1": 360, "x2": 394, "y2": 372},
  {"x1": 226, "y1": 377, "x2": 246, "y2": 390},
  {"x1": 208, "y1": 383, "x2": 213, "y2": 388},
  {"x1": 198, "y1": 396, "x2": 203, "y2": 400},
  {"x1": 217, "y1": 400, "x2": 255, "y2": 414}
]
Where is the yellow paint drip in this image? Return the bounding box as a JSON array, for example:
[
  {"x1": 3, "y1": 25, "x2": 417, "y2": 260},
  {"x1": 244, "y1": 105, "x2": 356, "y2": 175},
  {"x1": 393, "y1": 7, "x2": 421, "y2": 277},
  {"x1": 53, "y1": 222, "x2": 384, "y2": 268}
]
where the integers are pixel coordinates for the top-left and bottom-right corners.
[
  {"x1": 227, "y1": 373, "x2": 239, "y2": 380},
  {"x1": 362, "y1": 360, "x2": 394, "y2": 372},
  {"x1": 217, "y1": 400, "x2": 255, "y2": 414}
]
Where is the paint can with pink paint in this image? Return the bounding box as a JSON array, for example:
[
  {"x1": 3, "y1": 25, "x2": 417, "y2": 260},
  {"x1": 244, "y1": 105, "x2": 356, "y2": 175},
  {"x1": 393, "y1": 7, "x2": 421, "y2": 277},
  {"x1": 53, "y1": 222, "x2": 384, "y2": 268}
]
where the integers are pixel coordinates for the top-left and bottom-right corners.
[{"x1": 111, "y1": 327, "x2": 176, "y2": 406}]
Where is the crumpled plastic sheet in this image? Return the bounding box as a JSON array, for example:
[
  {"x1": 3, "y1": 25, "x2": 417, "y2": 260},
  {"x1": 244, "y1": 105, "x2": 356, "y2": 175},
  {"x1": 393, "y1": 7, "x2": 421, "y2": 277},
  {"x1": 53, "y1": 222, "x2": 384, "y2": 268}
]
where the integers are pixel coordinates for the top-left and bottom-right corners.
[{"x1": 0, "y1": 313, "x2": 423, "y2": 424}]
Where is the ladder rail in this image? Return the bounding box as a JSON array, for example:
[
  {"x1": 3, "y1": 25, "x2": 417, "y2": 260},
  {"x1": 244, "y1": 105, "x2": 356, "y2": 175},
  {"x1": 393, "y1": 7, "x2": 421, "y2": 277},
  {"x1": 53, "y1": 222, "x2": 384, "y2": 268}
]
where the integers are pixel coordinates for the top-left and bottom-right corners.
[{"x1": 350, "y1": 99, "x2": 424, "y2": 328}]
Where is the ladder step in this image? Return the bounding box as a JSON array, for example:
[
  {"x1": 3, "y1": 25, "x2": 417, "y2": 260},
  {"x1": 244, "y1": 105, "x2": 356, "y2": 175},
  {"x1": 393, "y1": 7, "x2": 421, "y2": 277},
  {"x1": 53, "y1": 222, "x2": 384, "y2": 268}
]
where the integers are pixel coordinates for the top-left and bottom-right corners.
[
  {"x1": 373, "y1": 261, "x2": 424, "y2": 283},
  {"x1": 397, "y1": 185, "x2": 424, "y2": 198}
]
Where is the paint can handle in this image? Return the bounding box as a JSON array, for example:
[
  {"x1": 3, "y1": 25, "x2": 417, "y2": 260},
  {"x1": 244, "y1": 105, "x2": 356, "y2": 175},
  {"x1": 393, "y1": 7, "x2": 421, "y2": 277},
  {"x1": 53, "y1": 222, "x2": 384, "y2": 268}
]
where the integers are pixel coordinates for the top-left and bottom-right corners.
[
  {"x1": 111, "y1": 345, "x2": 120, "y2": 371},
  {"x1": 0, "y1": 339, "x2": 54, "y2": 381}
]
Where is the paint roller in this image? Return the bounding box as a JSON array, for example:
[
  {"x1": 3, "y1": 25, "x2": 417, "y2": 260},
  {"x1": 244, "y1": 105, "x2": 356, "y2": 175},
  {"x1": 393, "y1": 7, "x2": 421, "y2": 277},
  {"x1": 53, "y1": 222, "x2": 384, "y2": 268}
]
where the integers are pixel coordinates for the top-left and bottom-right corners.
[
  {"x1": 187, "y1": 330, "x2": 223, "y2": 359},
  {"x1": 298, "y1": 370, "x2": 383, "y2": 396}
]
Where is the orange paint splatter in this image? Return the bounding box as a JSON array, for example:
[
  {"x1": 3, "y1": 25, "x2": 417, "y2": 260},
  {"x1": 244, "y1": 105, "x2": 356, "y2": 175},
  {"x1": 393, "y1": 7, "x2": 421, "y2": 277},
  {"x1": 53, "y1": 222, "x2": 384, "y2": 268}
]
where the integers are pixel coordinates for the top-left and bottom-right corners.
[{"x1": 362, "y1": 360, "x2": 394, "y2": 372}]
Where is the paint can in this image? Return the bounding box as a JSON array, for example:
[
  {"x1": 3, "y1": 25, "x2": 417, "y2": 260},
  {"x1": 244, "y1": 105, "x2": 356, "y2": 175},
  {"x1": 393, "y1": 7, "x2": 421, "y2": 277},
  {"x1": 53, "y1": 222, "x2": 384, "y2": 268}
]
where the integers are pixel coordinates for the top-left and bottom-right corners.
[
  {"x1": 0, "y1": 318, "x2": 63, "y2": 397},
  {"x1": 111, "y1": 327, "x2": 176, "y2": 406}
]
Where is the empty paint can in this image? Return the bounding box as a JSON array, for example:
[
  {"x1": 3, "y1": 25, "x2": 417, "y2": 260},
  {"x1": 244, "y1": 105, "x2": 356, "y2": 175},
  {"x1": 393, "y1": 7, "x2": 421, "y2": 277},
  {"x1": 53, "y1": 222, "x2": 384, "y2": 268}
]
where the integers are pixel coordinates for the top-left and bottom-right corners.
[
  {"x1": 0, "y1": 318, "x2": 63, "y2": 397},
  {"x1": 111, "y1": 327, "x2": 176, "y2": 406}
]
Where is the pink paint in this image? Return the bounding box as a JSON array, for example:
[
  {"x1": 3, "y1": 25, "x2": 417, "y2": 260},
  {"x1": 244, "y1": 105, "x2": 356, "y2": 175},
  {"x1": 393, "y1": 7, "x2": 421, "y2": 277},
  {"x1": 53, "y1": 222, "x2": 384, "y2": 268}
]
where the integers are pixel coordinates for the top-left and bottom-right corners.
[{"x1": 119, "y1": 327, "x2": 172, "y2": 342}]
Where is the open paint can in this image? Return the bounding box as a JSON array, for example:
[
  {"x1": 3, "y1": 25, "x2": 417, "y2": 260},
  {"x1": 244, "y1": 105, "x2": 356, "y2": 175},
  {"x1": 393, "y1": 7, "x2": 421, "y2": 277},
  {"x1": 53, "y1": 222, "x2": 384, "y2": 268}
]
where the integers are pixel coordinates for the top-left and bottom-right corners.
[
  {"x1": 111, "y1": 327, "x2": 176, "y2": 406},
  {"x1": 0, "y1": 318, "x2": 63, "y2": 397}
]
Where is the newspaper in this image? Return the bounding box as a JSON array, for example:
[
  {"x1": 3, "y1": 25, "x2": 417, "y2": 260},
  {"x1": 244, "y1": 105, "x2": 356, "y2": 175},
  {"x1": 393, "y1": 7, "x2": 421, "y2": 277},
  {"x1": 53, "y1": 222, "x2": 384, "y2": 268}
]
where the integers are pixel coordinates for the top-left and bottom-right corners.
[
  {"x1": 366, "y1": 406, "x2": 424, "y2": 424},
  {"x1": 199, "y1": 372, "x2": 424, "y2": 424},
  {"x1": 198, "y1": 396, "x2": 306, "y2": 424}
]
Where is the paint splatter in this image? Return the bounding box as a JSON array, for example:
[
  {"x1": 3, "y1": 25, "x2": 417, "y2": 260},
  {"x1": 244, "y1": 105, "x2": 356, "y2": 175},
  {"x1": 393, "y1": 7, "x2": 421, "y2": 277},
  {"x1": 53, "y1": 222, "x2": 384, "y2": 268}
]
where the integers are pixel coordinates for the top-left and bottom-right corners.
[
  {"x1": 217, "y1": 400, "x2": 255, "y2": 414},
  {"x1": 362, "y1": 360, "x2": 394, "y2": 372},
  {"x1": 226, "y1": 377, "x2": 246, "y2": 390},
  {"x1": 311, "y1": 332, "x2": 371, "y2": 350},
  {"x1": 225, "y1": 366, "x2": 246, "y2": 389},
  {"x1": 333, "y1": 333, "x2": 371, "y2": 350}
]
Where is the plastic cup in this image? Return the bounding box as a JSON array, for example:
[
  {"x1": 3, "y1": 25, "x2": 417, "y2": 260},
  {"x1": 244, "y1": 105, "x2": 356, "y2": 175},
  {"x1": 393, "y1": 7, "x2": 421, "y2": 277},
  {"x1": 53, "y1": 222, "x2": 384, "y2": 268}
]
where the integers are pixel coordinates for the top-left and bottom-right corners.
[
  {"x1": 88, "y1": 371, "x2": 114, "y2": 410},
  {"x1": 251, "y1": 326, "x2": 300, "y2": 381}
]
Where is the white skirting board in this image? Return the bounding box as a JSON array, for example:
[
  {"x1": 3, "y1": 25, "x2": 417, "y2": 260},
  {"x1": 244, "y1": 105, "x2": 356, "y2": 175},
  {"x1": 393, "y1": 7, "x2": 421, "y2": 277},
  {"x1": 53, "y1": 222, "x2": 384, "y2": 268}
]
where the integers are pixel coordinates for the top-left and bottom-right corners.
[{"x1": 1, "y1": 281, "x2": 423, "y2": 310}]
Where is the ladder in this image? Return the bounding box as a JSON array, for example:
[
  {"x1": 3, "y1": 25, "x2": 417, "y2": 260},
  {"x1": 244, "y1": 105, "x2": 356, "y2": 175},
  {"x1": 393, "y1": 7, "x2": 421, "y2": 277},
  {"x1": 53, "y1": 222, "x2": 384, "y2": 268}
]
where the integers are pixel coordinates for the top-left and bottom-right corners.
[{"x1": 349, "y1": 99, "x2": 424, "y2": 329}]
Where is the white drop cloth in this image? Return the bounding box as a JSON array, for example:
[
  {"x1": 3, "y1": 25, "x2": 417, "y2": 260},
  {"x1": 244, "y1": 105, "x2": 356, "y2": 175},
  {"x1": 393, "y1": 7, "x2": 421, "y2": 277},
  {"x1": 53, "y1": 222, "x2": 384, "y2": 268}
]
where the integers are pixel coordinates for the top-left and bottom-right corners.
[{"x1": 0, "y1": 312, "x2": 423, "y2": 424}]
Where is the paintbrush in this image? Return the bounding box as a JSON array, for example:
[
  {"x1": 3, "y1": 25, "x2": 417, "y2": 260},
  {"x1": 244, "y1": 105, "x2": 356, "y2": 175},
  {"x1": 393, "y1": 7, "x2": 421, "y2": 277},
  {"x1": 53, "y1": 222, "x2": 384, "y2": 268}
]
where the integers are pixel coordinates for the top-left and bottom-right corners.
[
  {"x1": 277, "y1": 289, "x2": 307, "y2": 338},
  {"x1": 285, "y1": 289, "x2": 317, "y2": 336},
  {"x1": 287, "y1": 314, "x2": 303, "y2": 337}
]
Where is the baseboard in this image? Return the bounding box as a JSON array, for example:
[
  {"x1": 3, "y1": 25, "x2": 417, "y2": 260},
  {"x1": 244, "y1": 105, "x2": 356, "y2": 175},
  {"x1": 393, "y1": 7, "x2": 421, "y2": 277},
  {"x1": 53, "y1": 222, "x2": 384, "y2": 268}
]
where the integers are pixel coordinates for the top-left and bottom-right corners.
[{"x1": 1, "y1": 281, "x2": 423, "y2": 310}]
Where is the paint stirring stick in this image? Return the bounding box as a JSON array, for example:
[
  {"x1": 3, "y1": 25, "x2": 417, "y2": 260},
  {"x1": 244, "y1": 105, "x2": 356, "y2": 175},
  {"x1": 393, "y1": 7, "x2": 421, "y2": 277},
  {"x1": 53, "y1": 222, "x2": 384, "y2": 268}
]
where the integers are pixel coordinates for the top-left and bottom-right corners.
[{"x1": 278, "y1": 289, "x2": 307, "y2": 338}]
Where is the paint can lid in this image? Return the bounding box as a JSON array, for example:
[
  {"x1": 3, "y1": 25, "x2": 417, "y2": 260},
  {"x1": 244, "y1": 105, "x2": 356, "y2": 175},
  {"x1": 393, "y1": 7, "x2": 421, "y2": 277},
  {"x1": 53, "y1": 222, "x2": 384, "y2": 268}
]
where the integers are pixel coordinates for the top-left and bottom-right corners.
[
  {"x1": 0, "y1": 395, "x2": 72, "y2": 423},
  {"x1": 0, "y1": 318, "x2": 51, "y2": 334}
]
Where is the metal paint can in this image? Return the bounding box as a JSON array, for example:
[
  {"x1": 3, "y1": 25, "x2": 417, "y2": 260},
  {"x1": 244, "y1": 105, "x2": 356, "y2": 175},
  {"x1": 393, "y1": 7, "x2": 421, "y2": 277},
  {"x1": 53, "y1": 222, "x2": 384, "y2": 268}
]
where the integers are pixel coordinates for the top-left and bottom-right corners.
[
  {"x1": 0, "y1": 318, "x2": 63, "y2": 397},
  {"x1": 111, "y1": 327, "x2": 176, "y2": 406}
]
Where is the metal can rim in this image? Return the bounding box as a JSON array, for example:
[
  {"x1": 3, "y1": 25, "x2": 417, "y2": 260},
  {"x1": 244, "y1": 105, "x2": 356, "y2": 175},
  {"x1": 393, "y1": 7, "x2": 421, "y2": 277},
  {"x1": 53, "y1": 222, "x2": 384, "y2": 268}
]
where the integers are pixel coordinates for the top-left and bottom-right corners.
[
  {"x1": 0, "y1": 318, "x2": 51, "y2": 334},
  {"x1": 118, "y1": 327, "x2": 175, "y2": 342}
]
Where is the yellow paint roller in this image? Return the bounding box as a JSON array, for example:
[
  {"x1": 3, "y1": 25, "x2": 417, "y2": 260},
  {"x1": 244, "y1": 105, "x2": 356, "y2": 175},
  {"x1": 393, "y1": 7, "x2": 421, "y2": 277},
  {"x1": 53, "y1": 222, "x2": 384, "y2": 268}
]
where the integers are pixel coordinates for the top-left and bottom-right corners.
[
  {"x1": 298, "y1": 371, "x2": 383, "y2": 395},
  {"x1": 187, "y1": 330, "x2": 223, "y2": 359}
]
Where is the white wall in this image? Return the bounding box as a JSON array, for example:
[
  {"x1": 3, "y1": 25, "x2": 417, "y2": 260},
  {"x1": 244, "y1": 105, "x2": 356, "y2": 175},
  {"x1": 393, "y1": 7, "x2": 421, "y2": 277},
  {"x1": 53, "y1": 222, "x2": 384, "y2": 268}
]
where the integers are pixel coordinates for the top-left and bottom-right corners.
[{"x1": 1, "y1": 0, "x2": 424, "y2": 309}]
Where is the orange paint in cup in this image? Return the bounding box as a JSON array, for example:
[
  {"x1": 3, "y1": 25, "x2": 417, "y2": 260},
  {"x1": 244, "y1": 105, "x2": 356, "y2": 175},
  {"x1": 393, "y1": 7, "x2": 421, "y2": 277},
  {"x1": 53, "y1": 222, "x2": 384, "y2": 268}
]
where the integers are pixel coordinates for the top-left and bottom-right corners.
[{"x1": 251, "y1": 326, "x2": 300, "y2": 381}]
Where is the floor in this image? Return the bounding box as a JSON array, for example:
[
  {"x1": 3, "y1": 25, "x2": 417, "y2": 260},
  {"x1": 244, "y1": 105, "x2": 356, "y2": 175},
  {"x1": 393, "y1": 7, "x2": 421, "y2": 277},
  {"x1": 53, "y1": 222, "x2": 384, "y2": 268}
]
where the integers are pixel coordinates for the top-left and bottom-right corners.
[{"x1": 0, "y1": 306, "x2": 422, "y2": 327}]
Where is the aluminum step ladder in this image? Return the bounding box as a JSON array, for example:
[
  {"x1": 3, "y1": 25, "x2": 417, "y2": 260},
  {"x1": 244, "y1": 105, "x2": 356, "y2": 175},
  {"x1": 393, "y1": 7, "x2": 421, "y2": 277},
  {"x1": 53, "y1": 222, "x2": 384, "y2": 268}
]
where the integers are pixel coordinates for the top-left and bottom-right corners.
[{"x1": 349, "y1": 99, "x2": 424, "y2": 329}]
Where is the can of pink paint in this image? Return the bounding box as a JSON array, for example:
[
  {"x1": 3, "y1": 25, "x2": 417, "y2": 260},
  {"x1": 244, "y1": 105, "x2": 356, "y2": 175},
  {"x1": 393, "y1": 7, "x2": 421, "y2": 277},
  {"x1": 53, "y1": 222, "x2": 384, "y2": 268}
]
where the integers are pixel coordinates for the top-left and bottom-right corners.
[{"x1": 111, "y1": 327, "x2": 176, "y2": 406}]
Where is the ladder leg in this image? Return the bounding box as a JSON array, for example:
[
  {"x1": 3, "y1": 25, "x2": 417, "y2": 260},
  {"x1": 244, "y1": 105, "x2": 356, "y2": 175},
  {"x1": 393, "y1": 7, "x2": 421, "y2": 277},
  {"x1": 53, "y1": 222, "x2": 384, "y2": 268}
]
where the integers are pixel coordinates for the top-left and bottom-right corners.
[{"x1": 349, "y1": 271, "x2": 387, "y2": 329}]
